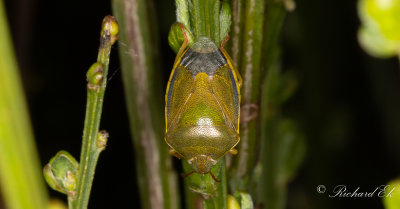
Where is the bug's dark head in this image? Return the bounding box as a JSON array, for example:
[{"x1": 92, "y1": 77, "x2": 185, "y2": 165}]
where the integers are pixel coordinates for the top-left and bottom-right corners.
[{"x1": 187, "y1": 155, "x2": 217, "y2": 174}]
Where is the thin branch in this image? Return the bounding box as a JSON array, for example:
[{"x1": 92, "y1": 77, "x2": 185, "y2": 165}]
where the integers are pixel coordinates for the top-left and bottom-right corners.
[{"x1": 70, "y1": 16, "x2": 118, "y2": 209}]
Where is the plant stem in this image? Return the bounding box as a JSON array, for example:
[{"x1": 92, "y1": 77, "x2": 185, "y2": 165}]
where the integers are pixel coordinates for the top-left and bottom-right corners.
[
  {"x1": 0, "y1": 1, "x2": 49, "y2": 209},
  {"x1": 182, "y1": 159, "x2": 227, "y2": 209},
  {"x1": 229, "y1": 0, "x2": 266, "y2": 193},
  {"x1": 176, "y1": 0, "x2": 191, "y2": 30},
  {"x1": 258, "y1": 0, "x2": 285, "y2": 206},
  {"x1": 70, "y1": 16, "x2": 117, "y2": 209},
  {"x1": 190, "y1": 0, "x2": 221, "y2": 45},
  {"x1": 262, "y1": 0, "x2": 287, "y2": 75},
  {"x1": 259, "y1": 65, "x2": 284, "y2": 209},
  {"x1": 112, "y1": 0, "x2": 180, "y2": 209},
  {"x1": 259, "y1": 2, "x2": 306, "y2": 209}
]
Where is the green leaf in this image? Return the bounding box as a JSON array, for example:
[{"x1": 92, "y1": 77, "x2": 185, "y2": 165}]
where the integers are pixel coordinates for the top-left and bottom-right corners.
[{"x1": 0, "y1": 1, "x2": 49, "y2": 208}]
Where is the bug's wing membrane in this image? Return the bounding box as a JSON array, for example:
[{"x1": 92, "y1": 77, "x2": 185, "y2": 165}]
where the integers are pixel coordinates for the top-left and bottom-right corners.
[
  {"x1": 166, "y1": 66, "x2": 194, "y2": 129},
  {"x1": 211, "y1": 65, "x2": 240, "y2": 130}
]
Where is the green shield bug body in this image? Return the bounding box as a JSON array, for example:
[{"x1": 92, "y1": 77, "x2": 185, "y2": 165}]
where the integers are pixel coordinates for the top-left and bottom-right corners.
[{"x1": 165, "y1": 34, "x2": 242, "y2": 177}]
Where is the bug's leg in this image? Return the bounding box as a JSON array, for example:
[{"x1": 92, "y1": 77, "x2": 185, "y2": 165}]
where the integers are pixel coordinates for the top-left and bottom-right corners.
[
  {"x1": 229, "y1": 148, "x2": 238, "y2": 155},
  {"x1": 169, "y1": 148, "x2": 183, "y2": 159},
  {"x1": 220, "y1": 35, "x2": 243, "y2": 87},
  {"x1": 181, "y1": 170, "x2": 195, "y2": 179},
  {"x1": 209, "y1": 172, "x2": 221, "y2": 182}
]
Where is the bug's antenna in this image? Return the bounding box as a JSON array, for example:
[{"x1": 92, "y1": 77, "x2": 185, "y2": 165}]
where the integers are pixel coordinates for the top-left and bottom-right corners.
[
  {"x1": 209, "y1": 172, "x2": 220, "y2": 182},
  {"x1": 182, "y1": 170, "x2": 195, "y2": 179}
]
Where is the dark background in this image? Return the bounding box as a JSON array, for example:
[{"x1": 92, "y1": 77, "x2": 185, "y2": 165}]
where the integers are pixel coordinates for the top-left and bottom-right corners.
[{"x1": 3, "y1": 0, "x2": 400, "y2": 208}]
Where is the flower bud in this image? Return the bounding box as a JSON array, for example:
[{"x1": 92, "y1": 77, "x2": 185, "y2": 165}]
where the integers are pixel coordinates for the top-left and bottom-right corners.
[
  {"x1": 168, "y1": 22, "x2": 194, "y2": 53},
  {"x1": 43, "y1": 151, "x2": 79, "y2": 196},
  {"x1": 86, "y1": 62, "x2": 104, "y2": 87},
  {"x1": 96, "y1": 130, "x2": 109, "y2": 150},
  {"x1": 101, "y1": 15, "x2": 119, "y2": 45},
  {"x1": 227, "y1": 195, "x2": 240, "y2": 209}
]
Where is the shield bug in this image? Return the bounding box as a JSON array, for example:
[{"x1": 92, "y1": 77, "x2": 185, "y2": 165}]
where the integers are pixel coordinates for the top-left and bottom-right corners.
[{"x1": 165, "y1": 28, "x2": 242, "y2": 178}]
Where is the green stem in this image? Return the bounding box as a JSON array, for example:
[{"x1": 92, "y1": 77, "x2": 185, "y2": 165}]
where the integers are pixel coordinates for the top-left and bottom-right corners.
[
  {"x1": 0, "y1": 1, "x2": 49, "y2": 209},
  {"x1": 262, "y1": 0, "x2": 287, "y2": 75},
  {"x1": 229, "y1": 0, "x2": 266, "y2": 193},
  {"x1": 259, "y1": 2, "x2": 306, "y2": 209},
  {"x1": 176, "y1": 0, "x2": 191, "y2": 30},
  {"x1": 112, "y1": 0, "x2": 180, "y2": 208},
  {"x1": 259, "y1": 65, "x2": 283, "y2": 209},
  {"x1": 190, "y1": 0, "x2": 221, "y2": 44},
  {"x1": 230, "y1": 0, "x2": 245, "y2": 70},
  {"x1": 70, "y1": 16, "x2": 117, "y2": 209},
  {"x1": 183, "y1": 159, "x2": 227, "y2": 209}
]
